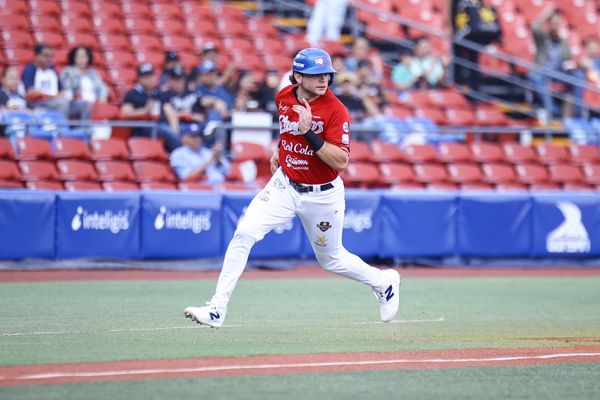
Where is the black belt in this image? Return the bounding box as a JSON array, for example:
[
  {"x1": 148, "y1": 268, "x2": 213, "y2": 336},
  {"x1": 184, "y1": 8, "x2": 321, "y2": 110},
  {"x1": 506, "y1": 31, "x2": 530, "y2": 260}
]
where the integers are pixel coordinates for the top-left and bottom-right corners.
[{"x1": 283, "y1": 171, "x2": 334, "y2": 193}]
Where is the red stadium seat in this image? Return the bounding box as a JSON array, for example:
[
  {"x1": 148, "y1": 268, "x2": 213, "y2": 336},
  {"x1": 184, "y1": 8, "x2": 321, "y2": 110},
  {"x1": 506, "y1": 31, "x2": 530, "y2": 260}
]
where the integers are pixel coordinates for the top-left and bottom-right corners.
[
  {"x1": 90, "y1": 139, "x2": 130, "y2": 161},
  {"x1": 90, "y1": 103, "x2": 120, "y2": 120},
  {"x1": 415, "y1": 107, "x2": 447, "y2": 125},
  {"x1": 548, "y1": 164, "x2": 585, "y2": 185},
  {"x1": 135, "y1": 51, "x2": 164, "y2": 68},
  {"x1": 133, "y1": 161, "x2": 177, "y2": 182},
  {"x1": 445, "y1": 108, "x2": 476, "y2": 125},
  {"x1": 97, "y1": 33, "x2": 130, "y2": 51},
  {"x1": 103, "y1": 51, "x2": 137, "y2": 68},
  {"x1": 95, "y1": 160, "x2": 136, "y2": 182},
  {"x1": 122, "y1": 2, "x2": 152, "y2": 18},
  {"x1": 151, "y1": 3, "x2": 184, "y2": 19},
  {"x1": 90, "y1": 1, "x2": 123, "y2": 18},
  {"x1": 402, "y1": 144, "x2": 438, "y2": 163},
  {"x1": 52, "y1": 138, "x2": 91, "y2": 160},
  {"x1": 155, "y1": 19, "x2": 187, "y2": 36},
  {"x1": 495, "y1": 182, "x2": 529, "y2": 192},
  {"x1": 108, "y1": 69, "x2": 137, "y2": 86},
  {"x1": 569, "y1": 144, "x2": 600, "y2": 165},
  {"x1": 231, "y1": 141, "x2": 269, "y2": 162},
  {"x1": 413, "y1": 163, "x2": 449, "y2": 183},
  {"x1": 427, "y1": 182, "x2": 459, "y2": 190},
  {"x1": 3, "y1": 48, "x2": 34, "y2": 65},
  {"x1": 528, "y1": 182, "x2": 562, "y2": 191},
  {"x1": 178, "y1": 182, "x2": 213, "y2": 191},
  {"x1": 14, "y1": 137, "x2": 54, "y2": 161},
  {"x1": 582, "y1": 164, "x2": 600, "y2": 185},
  {"x1": 481, "y1": 163, "x2": 517, "y2": 184},
  {"x1": 32, "y1": 31, "x2": 64, "y2": 49},
  {"x1": 64, "y1": 181, "x2": 103, "y2": 191},
  {"x1": 56, "y1": 160, "x2": 98, "y2": 181},
  {"x1": 0, "y1": 180, "x2": 24, "y2": 189},
  {"x1": 341, "y1": 162, "x2": 383, "y2": 188},
  {"x1": 29, "y1": 0, "x2": 61, "y2": 16},
  {"x1": 378, "y1": 163, "x2": 416, "y2": 185},
  {"x1": 475, "y1": 106, "x2": 509, "y2": 126},
  {"x1": 1, "y1": 31, "x2": 35, "y2": 49},
  {"x1": 102, "y1": 181, "x2": 140, "y2": 191},
  {"x1": 428, "y1": 89, "x2": 469, "y2": 108},
  {"x1": 130, "y1": 35, "x2": 164, "y2": 53},
  {"x1": 460, "y1": 182, "x2": 495, "y2": 190},
  {"x1": 162, "y1": 35, "x2": 195, "y2": 53},
  {"x1": 447, "y1": 163, "x2": 483, "y2": 184},
  {"x1": 350, "y1": 141, "x2": 374, "y2": 162},
  {"x1": 0, "y1": 0, "x2": 29, "y2": 15},
  {"x1": 438, "y1": 143, "x2": 473, "y2": 163},
  {"x1": 470, "y1": 142, "x2": 505, "y2": 163},
  {"x1": 60, "y1": 15, "x2": 93, "y2": 34},
  {"x1": 128, "y1": 138, "x2": 169, "y2": 161},
  {"x1": 535, "y1": 143, "x2": 570, "y2": 165},
  {"x1": 124, "y1": 18, "x2": 156, "y2": 35},
  {"x1": 64, "y1": 32, "x2": 99, "y2": 49},
  {"x1": 28, "y1": 15, "x2": 55, "y2": 32},
  {"x1": 92, "y1": 16, "x2": 127, "y2": 35},
  {"x1": 61, "y1": 1, "x2": 92, "y2": 18},
  {"x1": 369, "y1": 140, "x2": 404, "y2": 163},
  {"x1": 19, "y1": 160, "x2": 60, "y2": 181},
  {"x1": 0, "y1": 137, "x2": 15, "y2": 159},
  {"x1": 26, "y1": 180, "x2": 63, "y2": 190},
  {"x1": 562, "y1": 183, "x2": 594, "y2": 191},
  {"x1": 0, "y1": 160, "x2": 21, "y2": 181},
  {"x1": 514, "y1": 163, "x2": 550, "y2": 185},
  {"x1": 139, "y1": 181, "x2": 178, "y2": 190},
  {"x1": 502, "y1": 143, "x2": 538, "y2": 164}
]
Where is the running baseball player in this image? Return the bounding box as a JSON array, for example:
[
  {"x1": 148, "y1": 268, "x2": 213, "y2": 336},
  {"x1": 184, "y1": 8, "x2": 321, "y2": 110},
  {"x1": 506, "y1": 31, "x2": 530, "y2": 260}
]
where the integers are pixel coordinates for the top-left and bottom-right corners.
[{"x1": 184, "y1": 48, "x2": 400, "y2": 328}]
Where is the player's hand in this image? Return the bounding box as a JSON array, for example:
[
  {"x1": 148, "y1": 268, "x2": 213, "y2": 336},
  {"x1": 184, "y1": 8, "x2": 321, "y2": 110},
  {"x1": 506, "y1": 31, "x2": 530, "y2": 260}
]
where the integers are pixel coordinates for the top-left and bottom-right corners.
[
  {"x1": 292, "y1": 98, "x2": 312, "y2": 134},
  {"x1": 270, "y1": 151, "x2": 280, "y2": 174},
  {"x1": 212, "y1": 141, "x2": 222, "y2": 158}
]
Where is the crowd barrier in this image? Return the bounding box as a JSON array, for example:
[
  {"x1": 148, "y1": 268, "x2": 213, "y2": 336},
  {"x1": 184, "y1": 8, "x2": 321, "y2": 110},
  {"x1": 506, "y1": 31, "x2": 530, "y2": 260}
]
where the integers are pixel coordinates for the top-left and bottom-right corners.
[{"x1": 1, "y1": 189, "x2": 599, "y2": 262}]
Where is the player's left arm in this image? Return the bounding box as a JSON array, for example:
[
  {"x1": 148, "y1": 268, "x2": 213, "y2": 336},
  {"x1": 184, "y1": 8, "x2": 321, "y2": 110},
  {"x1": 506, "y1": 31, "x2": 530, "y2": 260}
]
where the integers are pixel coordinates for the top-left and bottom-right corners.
[{"x1": 293, "y1": 98, "x2": 349, "y2": 172}]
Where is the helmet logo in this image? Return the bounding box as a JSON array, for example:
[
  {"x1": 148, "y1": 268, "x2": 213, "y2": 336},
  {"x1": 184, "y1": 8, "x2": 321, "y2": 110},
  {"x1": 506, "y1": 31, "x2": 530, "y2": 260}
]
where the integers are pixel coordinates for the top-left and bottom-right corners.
[
  {"x1": 315, "y1": 57, "x2": 324, "y2": 65},
  {"x1": 293, "y1": 61, "x2": 305, "y2": 68}
]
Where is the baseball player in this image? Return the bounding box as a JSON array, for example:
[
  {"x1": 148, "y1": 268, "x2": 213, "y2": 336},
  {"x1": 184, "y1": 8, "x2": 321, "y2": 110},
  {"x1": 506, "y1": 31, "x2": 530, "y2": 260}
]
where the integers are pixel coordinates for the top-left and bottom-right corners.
[{"x1": 184, "y1": 48, "x2": 400, "y2": 328}]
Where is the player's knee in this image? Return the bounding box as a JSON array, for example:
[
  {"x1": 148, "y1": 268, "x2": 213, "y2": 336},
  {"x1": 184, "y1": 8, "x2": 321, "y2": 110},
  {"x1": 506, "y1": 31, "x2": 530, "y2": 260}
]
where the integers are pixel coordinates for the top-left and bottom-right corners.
[
  {"x1": 232, "y1": 225, "x2": 259, "y2": 247},
  {"x1": 315, "y1": 252, "x2": 344, "y2": 272}
]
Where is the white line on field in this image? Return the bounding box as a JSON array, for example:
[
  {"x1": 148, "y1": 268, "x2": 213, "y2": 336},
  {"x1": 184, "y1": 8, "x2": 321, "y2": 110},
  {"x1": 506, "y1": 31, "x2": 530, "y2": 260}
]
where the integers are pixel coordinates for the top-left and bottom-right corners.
[
  {"x1": 5, "y1": 352, "x2": 600, "y2": 381},
  {"x1": 357, "y1": 317, "x2": 445, "y2": 325}
]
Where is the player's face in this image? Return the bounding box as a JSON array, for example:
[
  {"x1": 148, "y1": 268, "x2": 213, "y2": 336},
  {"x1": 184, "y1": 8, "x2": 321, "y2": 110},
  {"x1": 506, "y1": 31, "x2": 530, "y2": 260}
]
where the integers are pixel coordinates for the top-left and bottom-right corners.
[{"x1": 297, "y1": 73, "x2": 329, "y2": 99}]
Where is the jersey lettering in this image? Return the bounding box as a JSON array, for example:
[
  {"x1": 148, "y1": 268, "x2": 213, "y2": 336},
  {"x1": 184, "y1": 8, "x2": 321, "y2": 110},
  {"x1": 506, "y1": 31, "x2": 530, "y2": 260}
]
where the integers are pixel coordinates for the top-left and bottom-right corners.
[
  {"x1": 280, "y1": 139, "x2": 314, "y2": 156},
  {"x1": 279, "y1": 115, "x2": 324, "y2": 135}
]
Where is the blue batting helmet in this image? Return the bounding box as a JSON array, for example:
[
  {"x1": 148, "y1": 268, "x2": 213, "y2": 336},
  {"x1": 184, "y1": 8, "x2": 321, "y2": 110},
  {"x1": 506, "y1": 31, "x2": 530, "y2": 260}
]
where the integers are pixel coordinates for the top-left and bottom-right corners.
[{"x1": 292, "y1": 48, "x2": 336, "y2": 75}]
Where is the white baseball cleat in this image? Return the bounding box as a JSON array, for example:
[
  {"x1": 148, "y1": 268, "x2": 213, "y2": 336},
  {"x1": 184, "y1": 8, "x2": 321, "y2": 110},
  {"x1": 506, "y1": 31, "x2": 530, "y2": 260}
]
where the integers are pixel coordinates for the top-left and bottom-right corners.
[
  {"x1": 184, "y1": 304, "x2": 227, "y2": 328},
  {"x1": 373, "y1": 269, "x2": 401, "y2": 322}
]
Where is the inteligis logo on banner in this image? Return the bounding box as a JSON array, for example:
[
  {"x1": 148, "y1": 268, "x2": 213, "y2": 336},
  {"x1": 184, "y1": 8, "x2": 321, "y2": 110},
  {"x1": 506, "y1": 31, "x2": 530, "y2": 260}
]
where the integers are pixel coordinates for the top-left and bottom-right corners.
[
  {"x1": 546, "y1": 202, "x2": 590, "y2": 253},
  {"x1": 71, "y1": 207, "x2": 130, "y2": 234},
  {"x1": 154, "y1": 206, "x2": 212, "y2": 234}
]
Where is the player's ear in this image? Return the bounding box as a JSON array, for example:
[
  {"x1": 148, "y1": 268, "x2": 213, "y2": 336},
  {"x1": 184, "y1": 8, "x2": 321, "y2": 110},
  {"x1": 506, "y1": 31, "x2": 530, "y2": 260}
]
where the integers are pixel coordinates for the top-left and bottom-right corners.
[{"x1": 289, "y1": 72, "x2": 300, "y2": 85}]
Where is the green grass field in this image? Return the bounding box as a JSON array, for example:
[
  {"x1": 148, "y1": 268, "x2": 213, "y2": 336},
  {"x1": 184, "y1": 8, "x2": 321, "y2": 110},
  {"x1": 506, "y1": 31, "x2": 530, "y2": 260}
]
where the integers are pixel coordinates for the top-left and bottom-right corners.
[{"x1": 1, "y1": 273, "x2": 600, "y2": 399}]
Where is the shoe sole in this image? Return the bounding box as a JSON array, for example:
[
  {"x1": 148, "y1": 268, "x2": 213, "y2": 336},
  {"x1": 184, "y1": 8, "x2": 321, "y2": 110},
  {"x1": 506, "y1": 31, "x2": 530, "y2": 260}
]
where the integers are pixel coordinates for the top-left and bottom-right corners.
[{"x1": 184, "y1": 310, "x2": 219, "y2": 329}]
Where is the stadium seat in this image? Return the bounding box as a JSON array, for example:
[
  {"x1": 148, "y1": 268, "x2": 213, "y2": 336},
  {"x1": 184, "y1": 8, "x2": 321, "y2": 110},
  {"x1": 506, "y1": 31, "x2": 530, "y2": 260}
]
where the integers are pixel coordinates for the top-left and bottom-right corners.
[
  {"x1": 128, "y1": 138, "x2": 168, "y2": 161},
  {"x1": 562, "y1": 182, "x2": 594, "y2": 191},
  {"x1": 427, "y1": 182, "x2": 458, "y2": 190},
  {"x1": 445, "y1": 108, "x2": 476, "y2": 125},
  {"x1": 447, "y1": 163, "x2": 484, "y2": 184},
  {"x1": 90, "y1": 1, "x2": 123, "y2": 18},
  {"x1": 14, "y1": 137, "x2": 53, "y2": 161},
  {"x1": 528, "y1": 182, "x2": 562, "y2": 191},
  {"x1": 56, "y1": 160, "x2": 98, "y2": 181},
  {"x1": 0, "y1": 137, "x2": 15, "y2": 159},
  {"x1": 139, "y1": 181, "x2": 178, "y2": 190},
  {"x1": 369, "y1": 140, "x2": 404, "y2": 163},
  {"x1": 342, "y1": 162, "x2": 383, "y2": 188},
  {"x1": 582, "y1": 164, "x2": 600, "y2": 185},
  {"x1": 60, "y1": 15, "x2": 92, "y2": 34},
  {"x1": 102, "y1": 181, "x2": 140, "y2": 191},
  {"x1": 61, "y1": 1, "x2": 92, "y2": 18},
  {"x1": 378, "y1": 163, "x2": 416, "y2": 185},
  {"x1": 162, "y1": 35, "x2": 195, "y2": 53},
  {"x1": 97, "y1": 33, "x2": 130, "y2": 51},
  {"x1": 0, "y1": 31, "x2": 34, "y2": 49},
  {"x1": 155, "y1": 19, "x2": 187, "y2": 37},
  {"x1": 349, "y1": 140, "x2": 374, "y2": 162},
  {"x1": 514, "y1": 163, "x2": 550, "y2": 185},
  {"x1": 0, "y1": 180, "x2": 23, "y2": 189},
  {"x1": 90, "y1": 103, "x2": 120, "y2": 120},
  {"x1": 569, "y1": 144, "x2": 600, "y2": 165},
  {"x1": 547, "y1": 164, "x2": 585, "y2": 185},
  {"x1": 26, "y1": 180, "x2": 63, "y2": 190},
  {"x1": 0, "y1": 160, "x2": 21, "y2": 181},
  {"x1": 52, "y1": 138, "x2": 92, "y2": 160},
  {"x1": 130, "y1": 35, "x2": 164, "y2": 53},
  {"x1": 33, "y1": 31, "x2": 65, "y2": 49},
  {"x1": 437, "y1": 143, "x2": 472, "y2": 163},
  {"x1": 428, "y1": 89, "x2": 469, "y2": 109},
  {"x1": 402, "y1": 144, "x2": 438, "y2": 163},
  {"x1": 415, "y1": 107, "x2": 447, "y2": 125},
  {"x1": 64, "y1": 32, "x2": 99, "y2": 49},
  {"x1": 474, "y1": 106, "x2": 509, "y2": 126},
  {"x1": 502, "y1": 143, "x2": 538, "y2": 164},
  {"x1": 122, "y1": 1, "x2": 152, "y2": 18},
  {"x1": 90, "y1": 139, "x2": 130, "y2": 160},
  {"x1": 495, "y1": 182, "x2": 529, "y2": 192},
  {"x1": 95, "y1": 160, "x2": 136, "y2": 182},
  {"x1": 470, "y1": 142, "x2": 505, "y2": 163},
  {"x1": 535, "y1": 143, "x2": 570, "y2": 165},
  {"x1": 3, "y1": 48, "x2": 34, "y2": 65},
  {"x1": 28, "y1": 0, "x2": 59, "y2": 16},
  {"x1": 125, "y1": 18, "x2": 156, "y2": 35},
  {"x1": 413, "y1": 163, "x2": 449, "y2": 183},
  {"x1": 460, "y1": 182, "x2": 495, "y2": 191},
  {"x1": 29, "y1": 15, "x2": 59, "y2": 32},
  {"x1": 64, "y1": 181, "x2": 103, "y2": 191},
  {"x1": 19, "y1": 160, "x2": 60, "y2": 181},
  {"x1": 481, "y1": 163, "x2": 517, "y2": 184},
  {"x1": 231, "y1": 141, "x2": 269, "y2": 162},
  {"x1": 178, "y1": 182, "x2": 213, "y2": 191},
  {"x1": 133, "y1": 161, "x2": 177, "y2": 182}
]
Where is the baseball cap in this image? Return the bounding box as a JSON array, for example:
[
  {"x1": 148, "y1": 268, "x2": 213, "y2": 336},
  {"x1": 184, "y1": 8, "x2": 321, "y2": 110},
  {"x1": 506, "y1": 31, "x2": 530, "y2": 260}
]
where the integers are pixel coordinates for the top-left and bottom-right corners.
[
  {"x1": 196, "y1": 60, "x2": 217, "y2": 74},
  {"x1": 165, "y1": 50, "x2": 180, "y2": 62},
  {"x1": 201, "y1": 42, "x2": 217, "y2": 53},
  {"x1": 168, "y1": 65, "x2": 186, "y2": 79},
  {"x1": 181, "y1": 123, "x2": 203, "y2": 136},
  {"x1": 137, "y1": 63, "x2": 154, "y2": 76}
]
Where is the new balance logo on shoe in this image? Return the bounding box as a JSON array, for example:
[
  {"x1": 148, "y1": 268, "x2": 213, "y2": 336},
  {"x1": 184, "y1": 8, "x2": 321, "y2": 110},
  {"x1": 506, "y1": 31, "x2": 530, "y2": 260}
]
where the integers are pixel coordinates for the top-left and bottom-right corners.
[
  {"x1": 384, "y1": 285, "x2": 394, "y2": 301},
  {"x1": 209, "y1": 311, "x2": 220, "y2": 321}
]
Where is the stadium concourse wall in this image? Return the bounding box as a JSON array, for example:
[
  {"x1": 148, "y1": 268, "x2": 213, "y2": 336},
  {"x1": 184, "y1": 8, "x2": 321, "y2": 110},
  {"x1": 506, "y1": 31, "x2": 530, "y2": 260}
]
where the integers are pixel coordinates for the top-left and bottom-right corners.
[{"x1": 1, "y1": 189, "x2": 599, "y2": 265}]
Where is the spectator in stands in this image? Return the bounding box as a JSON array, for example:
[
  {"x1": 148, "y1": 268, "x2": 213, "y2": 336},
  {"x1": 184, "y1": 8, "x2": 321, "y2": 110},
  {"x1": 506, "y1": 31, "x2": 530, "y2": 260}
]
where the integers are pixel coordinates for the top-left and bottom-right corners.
[
  {"x1": 169, "y1": 122, "x2": 230, "y2": 183},
  {"x1": 198, "y1": 42, "x2": 235, "y2": 88},
  {"x1": 344, "y1": 38, "x2": 384, "y2": 83},
  {"x1": 334, "y1": 72, "x2": 380, "y2": 122},
  {"x1": 159, "y1": 65, "x2": 208, "y2": 137},
  {"x1": 391, "y1": 50, "x2": 416, "y2": 98},
  {"x1": 409, "y1": 37, "x2": 448, "y2": 89},
  {"x1": 255, "y1": 69, "x2": 281, "y2": 118},
  {"x1": 0, "y1": 65, "x2": 28, "y2": 111},
  {"x1": 528, "y1": 5, "x2": 576, "y2": 120},
  {"x1": 578, "y1": 37, "x2": 600, "y2": 86},
  {"x1": 194, "y1": 60, "x2": 234, "y2": 119},
  {"x1": 232, "y1": 70, "x2": 261, "y2": 113},
  {"x1": 121, "y1": 63, "x2": 181, "y2": 152},
  {"x1": 60, "y1": 46, "x2": 108, "y2": 121},
  {"x1": 21, "y1": 43, "x2": 69, "y2": 117},
  {"x1": 305, "y1": 0, "x2": 349, "y2": 46},
  {"x1": 355, "y1": 60, "x2": 387, "y2": 112},
  {"x1": 159, "y1": 50, "x2": 183, "y2": 91}
]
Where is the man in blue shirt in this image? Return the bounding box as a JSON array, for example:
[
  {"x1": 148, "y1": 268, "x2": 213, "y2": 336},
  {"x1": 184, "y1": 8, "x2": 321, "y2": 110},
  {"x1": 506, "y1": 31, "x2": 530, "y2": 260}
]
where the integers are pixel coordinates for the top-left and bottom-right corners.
[
  {"x1": 169, "y1": 122, "x2": 230, "y2": 183},
  {"x1": 194, "y1": 60, "x2": 234, "y2": 119}
]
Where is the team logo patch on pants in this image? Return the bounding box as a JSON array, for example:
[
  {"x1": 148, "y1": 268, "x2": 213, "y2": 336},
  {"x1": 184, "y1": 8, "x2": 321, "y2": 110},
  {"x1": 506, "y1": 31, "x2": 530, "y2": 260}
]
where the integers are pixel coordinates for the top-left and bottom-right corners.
[
  {"x1": 317, "y1": 221, "x2": 332, "y2": 232},
  {"x1": 314, "y1": 235, "x2": 328, "y2": 247}
]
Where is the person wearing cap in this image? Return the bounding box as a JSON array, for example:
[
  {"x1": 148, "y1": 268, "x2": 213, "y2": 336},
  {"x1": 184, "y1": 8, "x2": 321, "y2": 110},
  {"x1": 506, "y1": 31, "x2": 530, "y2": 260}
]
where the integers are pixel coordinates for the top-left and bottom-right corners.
[
  {"x1": 334, "y1": 72, "x2": 378, "y2": 122},
  {"x1": 198, "y1": 42, "x2": 236, "y2": 88},
  {"x1": 169, "y1": 122, "x2": 230, "y2": 183},
  {"x1": 158, "y1": 50, "x2": 183, "y2": 91},
  {"x1": 184, "y1": 48, "x2": 400, "y2": 329},
  {"x1": 159, "y1": 65, "x2": 208, "y2": 136},
  {"x1": 121, "y1": 63, "x2": 181, "y2": 152},
  {"x1": 194, "y1": 60, "x2": 234, "y2": 119}
]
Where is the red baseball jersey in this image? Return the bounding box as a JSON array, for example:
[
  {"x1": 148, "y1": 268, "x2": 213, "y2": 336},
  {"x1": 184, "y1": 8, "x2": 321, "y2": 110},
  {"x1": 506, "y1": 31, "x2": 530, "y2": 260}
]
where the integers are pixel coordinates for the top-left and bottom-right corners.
[{"x1": 276, "y1": 85, "x2": 351, "y2": 184}]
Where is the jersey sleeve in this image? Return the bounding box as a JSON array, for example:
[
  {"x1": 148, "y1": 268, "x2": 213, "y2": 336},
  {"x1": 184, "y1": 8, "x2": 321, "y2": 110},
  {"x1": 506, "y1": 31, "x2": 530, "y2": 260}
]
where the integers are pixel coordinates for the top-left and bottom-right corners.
[{"x1": 324, "y1": 103, "x2": 351, "y2": 153}]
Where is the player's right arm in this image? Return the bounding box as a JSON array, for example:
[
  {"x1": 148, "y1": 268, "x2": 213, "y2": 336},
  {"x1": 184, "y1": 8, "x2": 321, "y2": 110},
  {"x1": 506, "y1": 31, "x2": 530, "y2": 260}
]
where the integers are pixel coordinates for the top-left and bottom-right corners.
[{"x1": 270, "y1": 150, "x2": 280, "y2": 174}]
